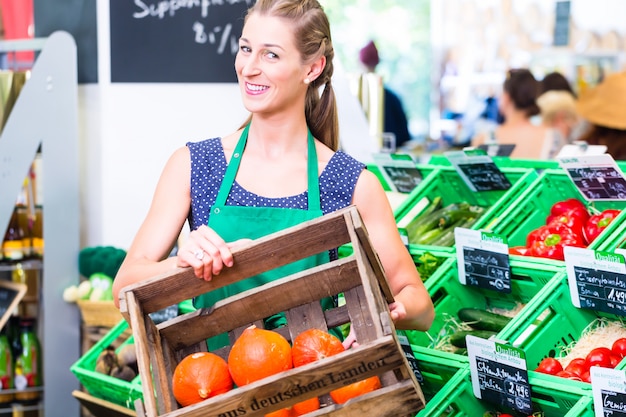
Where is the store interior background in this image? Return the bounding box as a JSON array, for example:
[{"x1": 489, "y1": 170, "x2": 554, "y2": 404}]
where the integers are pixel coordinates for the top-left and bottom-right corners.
[{"x1": 3, "y1": 0, "x2": 626, "y2": 263}]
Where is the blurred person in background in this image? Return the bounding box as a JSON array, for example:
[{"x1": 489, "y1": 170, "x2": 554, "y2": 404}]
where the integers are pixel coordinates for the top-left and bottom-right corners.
[
  {"x1": 473, "y1": 68, "x2": 565, "y2": 159},
  {"x1": 576, "y1": 71, "x2": 626, "y2": 160},
  {"x1": 359, "y1": 40, "x2": 411, "y2": 149},
  {"x1": 537, "y1": 71, "x2": 583, "y2": 144},
  {"x1": 539, "y1": 71, "x2": 577, "y2": 97}
]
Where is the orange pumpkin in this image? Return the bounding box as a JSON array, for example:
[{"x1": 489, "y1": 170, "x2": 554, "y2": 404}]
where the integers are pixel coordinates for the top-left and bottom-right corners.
[
  {"x1": 265, "y1": 408, "x2": 291, "y2": 417},
  {"x1": 172, "y1": 351, "x2": 233, "y2": 407},
  {"x1": 291, "y1": 328, "x2": 345, "y2": 367},
  {"x1": 291, "y1": 397, "x2": 320, "y2": 416},
  {"x1": 330, "y1": 376, "x2": 381, "y2": 405},
  {"x1": 228, "y1": 325, "x2": 293, "y2": 386}
]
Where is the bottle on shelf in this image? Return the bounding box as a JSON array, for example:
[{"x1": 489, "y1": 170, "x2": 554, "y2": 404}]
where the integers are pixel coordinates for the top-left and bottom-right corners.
[
  {"x1": 0, "y1": 326, "x2": 14, "y2": 406},
  {"x1": 13, "y1": 317, "x2": 41, "y2": 405},
  {"x1": 2, "y1": 207, "x2": 26, "y2": 263}
]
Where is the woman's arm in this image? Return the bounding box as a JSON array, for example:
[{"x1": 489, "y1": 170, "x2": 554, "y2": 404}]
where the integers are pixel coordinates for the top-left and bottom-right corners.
[{"x1": 352, "y1": 169, "x2": 435, "y2": 331}]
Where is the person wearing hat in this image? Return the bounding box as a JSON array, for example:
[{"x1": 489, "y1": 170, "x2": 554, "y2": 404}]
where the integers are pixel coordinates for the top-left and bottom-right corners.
[
  {"x1": 576, "y1": 71, "x2": 626, "y2": 160},
  {"x1": 359, "y1": 40, "x2": 411, "y2": 148}
]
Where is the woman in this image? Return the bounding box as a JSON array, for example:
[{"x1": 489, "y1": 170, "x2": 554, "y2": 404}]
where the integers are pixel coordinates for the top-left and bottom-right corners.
[
  {"x1": 575, "y1": 71, "x2": 626, "y2": 160},
  {"x1": 474, "y1": 68, "x2": 565, "y2": 159},
  {"x1": 112, "y1": 0, "x2": 434, "y2": 344}
]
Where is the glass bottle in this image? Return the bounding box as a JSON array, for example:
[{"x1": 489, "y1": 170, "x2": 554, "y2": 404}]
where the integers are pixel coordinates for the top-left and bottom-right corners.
[
  {"x1": 13, "y1": 318, "x2": 41, "y2": 404},
  {"x1": 0, "y1": 327, "x2": 14, "y2": 405},
  {"x1": 2, "y1": 207, "x2": 25, "y2": 262}
]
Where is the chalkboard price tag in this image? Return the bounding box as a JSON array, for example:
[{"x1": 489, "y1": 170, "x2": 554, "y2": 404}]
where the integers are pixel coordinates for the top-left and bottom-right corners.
[
  {"x1": 559, "y1": 154, "x2": 626, "y2": 201},
  {"x1": 0, "y1": 280, "x2": 27, "y2": 331},
  {"x1": 373, "y1": 153, "x2": 423, "y2": 193},
  {"x1": 467, "y1": 336, "x2": 532, "y2": 415},
  {"x1": 565, "y1": 246, "x2": 626, "y2": 315},
  {"x1": 445, "y1": 150, "x2": 511, "y2": 192},
  {"x1": 591, "y1": 367, "x2": 626, "y2": 417},
  {"x1": 456, "y1": 228, "x2": 511, "y2": 293},
  {"x1": 396, "y1": 332, "x2": 424, "y2": 383}
]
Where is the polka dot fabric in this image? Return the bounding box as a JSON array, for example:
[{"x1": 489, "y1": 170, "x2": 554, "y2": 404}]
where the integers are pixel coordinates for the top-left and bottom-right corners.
[{"x1": 187, "y1": 137, "x2": 366, "y2": 233}]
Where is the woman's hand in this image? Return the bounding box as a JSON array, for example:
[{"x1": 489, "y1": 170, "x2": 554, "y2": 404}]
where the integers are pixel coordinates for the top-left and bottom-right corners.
[
  {"x1": 177, "y1": 225, "x2": 250, "y2": 281},
  {"x1": 388, "y1": 301, "x2": 407, "y2": 323}
]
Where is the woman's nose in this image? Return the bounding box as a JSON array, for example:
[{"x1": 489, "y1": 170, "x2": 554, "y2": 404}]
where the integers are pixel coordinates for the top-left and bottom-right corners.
[{"x1": 240, "y1": 54, "x2": 261, "y2": 76}]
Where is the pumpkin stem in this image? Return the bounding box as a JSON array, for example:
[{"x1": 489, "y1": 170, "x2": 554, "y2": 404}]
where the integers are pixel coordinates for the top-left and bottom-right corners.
[{"x1": 199, "y1": 389, "x2": 209, "y2": 399}]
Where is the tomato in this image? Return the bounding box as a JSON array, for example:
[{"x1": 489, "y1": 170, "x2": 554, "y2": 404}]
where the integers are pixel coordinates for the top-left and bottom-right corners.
[
  {"x1": 580, "y1": 370, "x2": 591, "y2": 383},
  {"x1": 585, "y1": 347, "x2": 613, "y2": 369},
  {"x1": 610, "y1": 354, "x2": 622, "y2": 368},
  {"x1": 566, "y1": 358, "x2": 588, "y2": 370},
  {"x1": 564, "y1": 363, "x2": 586, "y2": 377},
  {"x1": 535, "y1": 357, "x2": 563, "y2": 375},
  {"x1": 612, "y1": 338, "x2": 626, "y2": 358},
  {"x1": 555, "y1": 370, "x2": 582, "y2": 381}
]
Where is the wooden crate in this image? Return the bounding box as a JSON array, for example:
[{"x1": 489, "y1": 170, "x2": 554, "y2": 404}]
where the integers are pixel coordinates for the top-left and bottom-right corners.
[{"x1": 118, "y1": 206, "x2": 425, "y2": 417}]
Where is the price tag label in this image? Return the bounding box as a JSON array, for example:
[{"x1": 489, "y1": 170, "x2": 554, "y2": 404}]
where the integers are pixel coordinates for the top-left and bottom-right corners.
[
  {"x1": 467, "y1": 335, "x2": 531, "y2": 414},
  {"x1": 373, "y1": 153, "x2": 423, "y2": 193},
  {"x1": 559, "y1": 154, "x2": 626, "y2": 201},
  {"x1": 396, "y1": 332, "x2": 424, "y2": 383},
  {"x1": 564, "y1": 246, "x2": 626, "y2": 315},
  {"x1": 456, "y1": 228, "x2": 511, "y2": 293},
  {"x1": 591, "y1": 367, "x2": 626, "y2": 417},
  {"x1": 445, "y1": 150, "x2": 512, "y2": 192}
]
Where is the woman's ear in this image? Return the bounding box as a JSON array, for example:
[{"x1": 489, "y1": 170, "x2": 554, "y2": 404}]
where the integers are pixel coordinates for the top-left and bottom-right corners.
[{"x1": 306, "y1": 55, "x2": 326, "y2": 83}]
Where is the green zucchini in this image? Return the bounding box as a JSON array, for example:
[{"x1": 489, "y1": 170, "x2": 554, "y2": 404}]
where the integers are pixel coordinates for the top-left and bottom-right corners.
[
  {"x1": 457, "y1": 308, "x2": 512, "y2": 332},
  {"x1": 449, "y1": 329, "x2": 497, "y2": 348}
]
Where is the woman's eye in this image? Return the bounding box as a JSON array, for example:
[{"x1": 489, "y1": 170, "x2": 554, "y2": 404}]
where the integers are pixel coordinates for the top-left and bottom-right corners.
[
  {"x1": 266, "y1": 51, "x2": 278, "y2": 59},
  {"x1": 239, "y1": 45, "x2": 251, "y2": 53}
]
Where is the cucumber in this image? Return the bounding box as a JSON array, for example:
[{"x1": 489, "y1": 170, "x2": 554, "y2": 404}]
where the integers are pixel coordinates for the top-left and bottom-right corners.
[
  {"x1": 449, "y1": 329, "x2": 497, "y2": 348},
  {"x1": 457, "y1": 308, "x2": 512, "y2": 332}
]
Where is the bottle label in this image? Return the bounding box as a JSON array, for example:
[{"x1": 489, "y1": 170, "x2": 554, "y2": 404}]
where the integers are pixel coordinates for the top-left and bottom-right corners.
[{"x1": 2, "y1": 241, "x2": 24, "y2": 260}]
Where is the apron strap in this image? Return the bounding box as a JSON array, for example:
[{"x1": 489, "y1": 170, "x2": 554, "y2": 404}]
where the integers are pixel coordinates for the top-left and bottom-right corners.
[{"x1": 214, "y1": 124, "x2": 321, "y2": 211}]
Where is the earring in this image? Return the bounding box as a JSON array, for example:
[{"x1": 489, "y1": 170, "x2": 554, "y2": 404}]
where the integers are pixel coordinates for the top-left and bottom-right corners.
[{"x1": 304, "y1": 78, "x2": 311, "y2": 85}]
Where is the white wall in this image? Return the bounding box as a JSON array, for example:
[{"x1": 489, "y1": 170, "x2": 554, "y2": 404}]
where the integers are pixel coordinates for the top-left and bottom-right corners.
[{"x1": 81, "y1": 1, "x2": 373, "y2": 250}]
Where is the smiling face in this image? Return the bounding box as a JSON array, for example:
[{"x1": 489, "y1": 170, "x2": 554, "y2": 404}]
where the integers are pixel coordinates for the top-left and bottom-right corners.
[{"x1": 235, "y1": 13, "x2": 313, "y2": 118}]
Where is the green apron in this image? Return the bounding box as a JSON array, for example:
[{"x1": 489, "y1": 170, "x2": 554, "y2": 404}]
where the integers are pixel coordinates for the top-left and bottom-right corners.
[{"x1": 194, "y1": 124, "x2": 334, "y2": 349}]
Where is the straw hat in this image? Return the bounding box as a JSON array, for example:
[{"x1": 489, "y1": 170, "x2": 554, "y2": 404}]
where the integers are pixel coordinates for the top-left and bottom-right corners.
[
  {"x1": 536, "y1": 90, "x2": 578, "y2": 122},
  {"x1": 575, "y1": 71, "x2": 626, "y2": 130}
]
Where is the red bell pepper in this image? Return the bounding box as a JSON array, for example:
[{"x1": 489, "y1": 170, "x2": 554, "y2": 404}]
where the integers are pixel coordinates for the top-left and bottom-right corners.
[
  {"x1": 549, "y1": 198, "x2": 587, "y2": 217},
  {"x1": 583, "y1": 209, "x2": 622, "y2": 244},
  {"x1": 546, "y1": 207, "x2": 588, "y2": 241},
  {"x1": 527, "y1": 223, "x2": 586, "y2": 261}
]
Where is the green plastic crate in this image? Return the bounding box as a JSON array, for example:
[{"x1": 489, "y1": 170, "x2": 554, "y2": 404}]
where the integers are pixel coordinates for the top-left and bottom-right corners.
[
  {"x1": 405, "y1": 256, "x2": 564, "y2": 359},
  {"x1": 70, "y1": 320, "x2": 143, "y2": 410},
  {"x1": 417, "y1": 367, "x2": 594, "y2": 417},
  {"x1": 394, "y1": 166, "x2": 538, "y2": 252},
  {"x1": 499, "y1": 272, "x2": 626, "y2": 386},
  {"x1": 486, "y1": 169, "x2": 626, "y2": 252},
  {"x1": 410, "y1": 344, "x2": 468, "y2": 403},
  {"x1": 596, "y1": 212, "x2": 626, "y2": 253},
  {"x1": 427, "y1": 154, "x2": 561, "y2": 171}
]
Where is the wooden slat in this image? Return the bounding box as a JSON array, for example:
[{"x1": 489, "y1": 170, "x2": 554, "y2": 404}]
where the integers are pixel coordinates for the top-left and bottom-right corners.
[
  {"x1": 157, "y1": 257, "x2": 361, "y2": 349},
  {"x1": 286, "y1": 301, "x2": 328, "y2": 339},
  {"x1": 119, "y1": 207, "x2": 358, "y2": 315}
]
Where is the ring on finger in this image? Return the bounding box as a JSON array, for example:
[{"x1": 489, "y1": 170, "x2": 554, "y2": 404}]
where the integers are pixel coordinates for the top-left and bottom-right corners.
[{"x1": 194, "y1": 249, "x2": 205, "y2": 260}]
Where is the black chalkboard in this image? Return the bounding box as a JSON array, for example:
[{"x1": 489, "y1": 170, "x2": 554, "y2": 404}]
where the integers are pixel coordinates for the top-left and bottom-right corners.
[
  {"x1": 553, "y1": 1, "x2": 571, "y2": 47},
  {"x1": 463, "y1": 247, "x2": 511, "y2": 292},
  {"x1": 474, "y1": 355, "x2": 531, "y2": 414},
  {"x1": 34, "y1": 0, "x2": 99, "y2": 83},
  {"x1": 382, "y1": 166, "x2": 423, "y2": 193},
  {"x1": 397, "y1": 333, "x2": 423, "y2": 383},
  {"x1": 457, "y1": 162, "x2": 511, "y2": 192},
  {"x1": 566, "y1": 166, "x2": 626, "y2": 200},
  {"x1": 573, "y1": 266, "x2": 626, "y2": 315},
  {"x1": 0, "y1": 281, "x2": 27, "y2": 331},
  {"x1": 110, "y1": 0, "x2": 254, "y2": 83},
  {"x1": 600, "y1": 390, "x2": 626, "y2": 417}
]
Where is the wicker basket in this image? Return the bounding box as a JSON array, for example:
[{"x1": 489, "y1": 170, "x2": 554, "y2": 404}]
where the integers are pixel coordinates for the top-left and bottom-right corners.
[{"x1": 76, "y1": 299, "x2": 124, "y2": 328}]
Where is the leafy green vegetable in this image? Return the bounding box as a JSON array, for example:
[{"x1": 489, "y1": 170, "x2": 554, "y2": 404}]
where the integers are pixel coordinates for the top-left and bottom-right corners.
[{"x1": 414, "y1": 252, "x2": 444, "y2": 281}]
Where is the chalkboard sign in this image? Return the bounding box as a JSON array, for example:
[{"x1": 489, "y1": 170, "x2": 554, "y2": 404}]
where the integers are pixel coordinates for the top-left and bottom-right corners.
[
  {"x1": 109, "y1": 0, "x2": 254, "y2": 83},
  {"x1": 592, "y1": 367, "x2": 626, "y2": 417},
  {"x1": 381, "y1": 166, "x2": 423, "y2": 193},
  {"x1": 565, "y1": 247, "x2": 626, "y2": 315},
  {"x1": 553, "y1": 1, "x2": 571, "y2": 47},
  {"x1": 456, "y1": 229, "x2": 511, "y2": 293},
  {"x1": 0, "y1": 280, "x2": 27, "y2": 330},
  {"x1": 397, "y1": 333, "x2": 423, "y2": 383},
  {"x1": 477, "y1": 144, "x2": 516, "y2": 157},
  {"x1": 456, "y1": 162, "x2": 511, "y2": 192},
  {"x1": 467, "y1": 336, "x2": 531, "y2": 415},
  {"x1": 565, "y1": 166, "x2": 626, "y2": 200}
]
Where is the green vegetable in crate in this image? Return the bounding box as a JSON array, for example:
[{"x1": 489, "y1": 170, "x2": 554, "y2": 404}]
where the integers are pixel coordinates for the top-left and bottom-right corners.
[
  {"x1": 449, "y1": 329, "x2": 497, "y2": 348},
  {"x1": 406, "y1": 201, "x2": 486, "y2": 246},
  {"x1": 457, "y1": 308, "x2": 512, "y2": 332},
  {"x1": 415, "y1": 252, "x2": 444, "y2": 281}
]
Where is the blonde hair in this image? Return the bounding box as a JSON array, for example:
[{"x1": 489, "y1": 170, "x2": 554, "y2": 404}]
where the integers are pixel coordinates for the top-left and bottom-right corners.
[
  {"x1": 537, "y1": 90, "x2": 578, "y2": 124},
  {"x1": 240, "y1": 0, "x2": 339, "y2": 150}
]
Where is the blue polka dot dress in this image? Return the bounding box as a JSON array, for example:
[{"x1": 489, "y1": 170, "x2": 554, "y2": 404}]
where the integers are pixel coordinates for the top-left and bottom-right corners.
[{"x1": 186, "y1": 137, "x2": 366, "y2": 258}]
